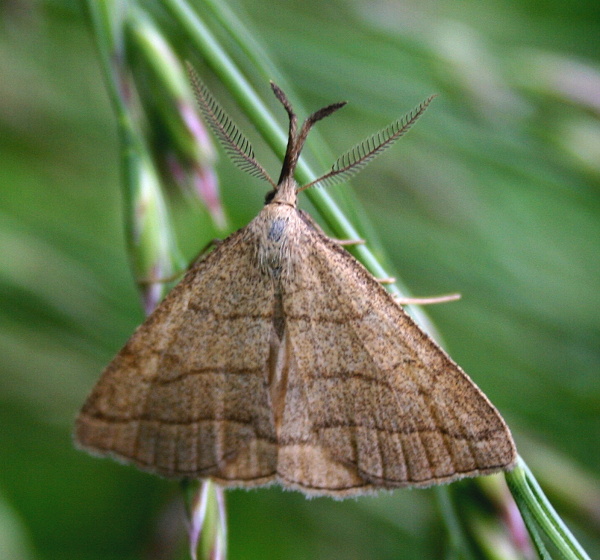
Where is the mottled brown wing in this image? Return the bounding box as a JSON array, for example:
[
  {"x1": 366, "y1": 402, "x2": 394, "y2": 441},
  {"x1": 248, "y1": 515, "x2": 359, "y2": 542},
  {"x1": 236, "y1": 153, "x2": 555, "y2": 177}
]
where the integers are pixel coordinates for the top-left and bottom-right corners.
[
  {"x1": 280, "y1": 227, "x2": 517, "y2": 496},
  {"x1": 75, "y1": 229, "x2": 278, "y2": 483}
]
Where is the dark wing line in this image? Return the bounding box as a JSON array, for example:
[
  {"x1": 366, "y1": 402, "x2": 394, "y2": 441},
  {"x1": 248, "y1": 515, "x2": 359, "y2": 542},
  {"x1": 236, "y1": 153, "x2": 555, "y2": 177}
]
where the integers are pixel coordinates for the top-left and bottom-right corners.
[
  {"x1": 301, "y1": 95, "x2": 436, "y2": 191},
  {"x1": 186, "y1": 63, "x2": 275, "y2": 187}
]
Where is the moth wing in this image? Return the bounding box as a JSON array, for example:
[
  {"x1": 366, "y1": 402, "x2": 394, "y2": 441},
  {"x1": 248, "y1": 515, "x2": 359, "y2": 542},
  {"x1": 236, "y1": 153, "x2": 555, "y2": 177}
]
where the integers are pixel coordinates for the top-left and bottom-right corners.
[
  {"x1": 280, "y1": 228, "x2": 516, "y2": 496},
  {"x1": 75, "y1": 229, "x2": 278, "y2": 483}
]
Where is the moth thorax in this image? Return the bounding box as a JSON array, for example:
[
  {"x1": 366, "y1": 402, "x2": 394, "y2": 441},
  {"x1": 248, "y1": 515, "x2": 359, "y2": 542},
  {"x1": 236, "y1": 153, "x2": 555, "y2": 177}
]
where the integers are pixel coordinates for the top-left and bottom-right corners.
[{"x1": 255, "y1": 206, "x2": 295, "y2": 281}]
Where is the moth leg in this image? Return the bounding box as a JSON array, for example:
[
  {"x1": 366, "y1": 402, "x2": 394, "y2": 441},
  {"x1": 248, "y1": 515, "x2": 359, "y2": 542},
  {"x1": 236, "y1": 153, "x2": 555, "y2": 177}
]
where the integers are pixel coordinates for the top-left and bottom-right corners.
[
  {"x1": 335, "y1": 238, "x2": 365, "y2": 246},
  {"x1": 377, "y1": 277, "x2": 396, "y2": 284},
  {"x1": 137, "y1": 239, "x2": 223, "y2": 285},
  {"x1": 394, "y1": 293, "x2": 461, "y2": 305},
  {"x1": 298, "y1": 208, "x2": 365, "y2": 245}
]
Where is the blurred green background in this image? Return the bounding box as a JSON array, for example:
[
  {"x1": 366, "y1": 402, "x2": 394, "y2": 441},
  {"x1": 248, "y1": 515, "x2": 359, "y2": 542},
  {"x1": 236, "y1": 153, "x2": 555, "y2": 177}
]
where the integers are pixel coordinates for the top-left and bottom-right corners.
[{"x1": 1, "y1": 1, "x2": 599, "y2": 559}]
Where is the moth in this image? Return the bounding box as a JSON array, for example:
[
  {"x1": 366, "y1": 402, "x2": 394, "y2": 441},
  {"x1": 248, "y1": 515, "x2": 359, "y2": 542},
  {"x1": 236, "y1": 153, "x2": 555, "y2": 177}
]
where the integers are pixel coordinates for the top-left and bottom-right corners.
[{"x1": 75, "y1": 67, "x2": 517, "y2": 497}]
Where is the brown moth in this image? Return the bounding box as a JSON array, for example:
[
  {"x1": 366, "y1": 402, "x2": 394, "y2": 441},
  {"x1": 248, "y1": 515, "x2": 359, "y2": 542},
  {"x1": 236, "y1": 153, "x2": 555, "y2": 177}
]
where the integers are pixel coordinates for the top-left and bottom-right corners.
[{"x1": 75, "y1": 68, "x2": 517, "y2": 497}]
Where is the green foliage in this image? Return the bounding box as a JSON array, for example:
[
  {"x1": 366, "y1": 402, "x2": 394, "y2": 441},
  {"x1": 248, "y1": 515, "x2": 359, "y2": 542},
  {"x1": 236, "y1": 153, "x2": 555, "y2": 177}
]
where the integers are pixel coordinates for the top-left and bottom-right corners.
[{"x1": 0, "y1": 0, "x2": 598, "y2": 559}]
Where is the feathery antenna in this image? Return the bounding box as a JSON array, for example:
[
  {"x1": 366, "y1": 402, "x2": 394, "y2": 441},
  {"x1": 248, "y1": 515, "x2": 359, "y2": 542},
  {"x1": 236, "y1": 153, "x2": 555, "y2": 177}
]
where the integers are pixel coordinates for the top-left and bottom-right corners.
[
  {"x1": 300, "y1": 95, "x2": 436, "y2": 191},
  {"x1": 186, "y1": 63, "x2": 276, "y2": 188}
]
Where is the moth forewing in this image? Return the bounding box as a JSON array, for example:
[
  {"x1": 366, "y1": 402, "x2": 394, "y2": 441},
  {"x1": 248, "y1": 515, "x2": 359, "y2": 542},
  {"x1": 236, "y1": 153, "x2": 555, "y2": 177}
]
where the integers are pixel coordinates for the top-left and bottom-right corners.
[
  {"x1": 75, "y1": 74, "x2": 517, "y2": 496},
  {"x1": 275, "y1": 223, "x2": 516, "y2": 494}
]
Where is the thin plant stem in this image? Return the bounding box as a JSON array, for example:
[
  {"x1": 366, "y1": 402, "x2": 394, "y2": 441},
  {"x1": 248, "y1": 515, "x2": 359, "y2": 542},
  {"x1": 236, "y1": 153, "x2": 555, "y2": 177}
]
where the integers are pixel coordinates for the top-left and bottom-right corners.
[
  {"x1": 506, "y1": 458, "x2": 592, "y2": 560},
  {"x1": 84, "y1": 0, "x2": 183, "y2": 310}
]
